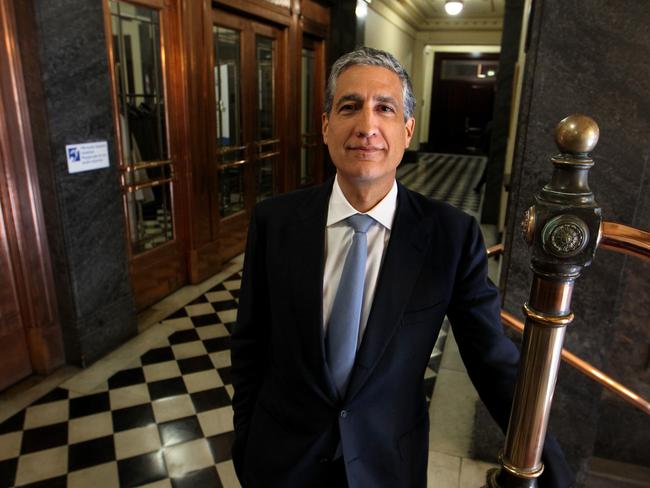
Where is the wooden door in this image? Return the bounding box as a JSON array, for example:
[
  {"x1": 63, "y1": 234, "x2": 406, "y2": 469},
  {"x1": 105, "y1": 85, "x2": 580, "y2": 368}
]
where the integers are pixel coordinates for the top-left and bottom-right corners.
[
  {"x1": 211, "y1": 9, "x2": 286, "y2": 261},
  {"x1": 105, "y1": 0, "x2": 189, "y2": 310},
  {"x1": 299, "y1": 36, "x2": 326, "y2": 187},
  {"x1": 428, "y1": 53, "x2": 499, "y2": 155}
]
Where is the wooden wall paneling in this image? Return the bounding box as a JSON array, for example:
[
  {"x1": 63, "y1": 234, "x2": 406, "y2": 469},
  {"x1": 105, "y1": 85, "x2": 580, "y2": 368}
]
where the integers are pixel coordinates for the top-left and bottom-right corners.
[
  {"x1": 182, "y1": 0, "x2": 222, "y2": 283},
  {"x1": 279, "y1": 7, "x2": 295, "y2": 194},
  {"x1": 301, "y1": 16, "x2": 328, "y2": 39},
  {"x1": 300, "y1": 0, "x2": 329, "y2": 185},
  {"x1": 216, "y1": 0, "x2": 291, "y2": 26},
  {"x1": 301, "y1": 0, "x2": 328, "y2": 26},
  {"x1": 312, "y1": 36, "x2": 326, "y2": 183},
  {"x1": 283, "y1": 0, "x2": 300, "y2": 191},
  {"x1": 0, "y1": 0, "x2": 64, "y2": 381},
  {"x1": 0, "y1": 120, "x2": 32, "y2": 391}
]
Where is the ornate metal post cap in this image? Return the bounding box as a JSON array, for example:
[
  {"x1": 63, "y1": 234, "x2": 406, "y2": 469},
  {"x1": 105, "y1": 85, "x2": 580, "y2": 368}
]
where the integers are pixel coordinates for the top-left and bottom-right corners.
[
  {"x1": 522, "y1": 114, "x2": 603, "y2": 275},
  {"x1": 555, "y1": 114, "x2": 600, "y2": 158}
]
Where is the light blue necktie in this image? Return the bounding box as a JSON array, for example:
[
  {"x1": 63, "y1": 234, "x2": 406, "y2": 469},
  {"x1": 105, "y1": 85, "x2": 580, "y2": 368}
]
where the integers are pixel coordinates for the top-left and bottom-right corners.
[{"x1": 326, "y1": 213, "x2": 375, "y2": 397}]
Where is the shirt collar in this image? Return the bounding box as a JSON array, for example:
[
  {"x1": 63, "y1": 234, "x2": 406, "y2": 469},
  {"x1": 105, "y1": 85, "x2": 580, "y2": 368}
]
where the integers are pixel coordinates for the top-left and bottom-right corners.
[{"x1": 326, "y1": 175, "x2": 398, "y2": 230}]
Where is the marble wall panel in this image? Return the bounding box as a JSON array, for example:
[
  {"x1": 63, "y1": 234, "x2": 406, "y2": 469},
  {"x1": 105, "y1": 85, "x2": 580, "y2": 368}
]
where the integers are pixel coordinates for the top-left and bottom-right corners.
[
  {"x1": 471, "y1": 1, "x2": 650, "y2": 484},
  {"x1": 481, "y1": 0, "x2": 524, "y2": 225},
  {"x1": 31, "y1": 0, "x2": 136, "y2": 366}
]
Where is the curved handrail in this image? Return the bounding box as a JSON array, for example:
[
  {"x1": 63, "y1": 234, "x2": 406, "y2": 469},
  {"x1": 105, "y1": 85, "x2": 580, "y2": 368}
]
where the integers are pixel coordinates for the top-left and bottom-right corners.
[
  {"x1": 500, "y1": 310, "x2": 650, "y2": 415},
  {"x1": 486, "y1": 222, "x2": 650, "y2": 415},
  {"x1": 599, "y1": 222, "x2": 650, "y2": 262}
]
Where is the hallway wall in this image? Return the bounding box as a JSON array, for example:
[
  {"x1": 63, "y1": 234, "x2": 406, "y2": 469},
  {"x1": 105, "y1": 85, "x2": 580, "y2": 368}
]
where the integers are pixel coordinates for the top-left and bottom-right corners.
[{"x1": 364, "y1": 6, "x2": 416, "y2": 75}]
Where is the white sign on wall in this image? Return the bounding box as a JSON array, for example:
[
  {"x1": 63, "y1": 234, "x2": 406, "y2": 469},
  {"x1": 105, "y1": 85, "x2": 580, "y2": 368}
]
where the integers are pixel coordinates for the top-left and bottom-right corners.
[{"x1": 65, "y1": 141, "x2": 110, "y2": 174}]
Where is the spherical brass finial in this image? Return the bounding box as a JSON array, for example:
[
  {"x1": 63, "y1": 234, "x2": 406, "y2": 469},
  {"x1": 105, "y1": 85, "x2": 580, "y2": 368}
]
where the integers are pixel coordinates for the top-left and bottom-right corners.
[{"x1": 555, "y1": 114, "x2": 599, "y2": 154}]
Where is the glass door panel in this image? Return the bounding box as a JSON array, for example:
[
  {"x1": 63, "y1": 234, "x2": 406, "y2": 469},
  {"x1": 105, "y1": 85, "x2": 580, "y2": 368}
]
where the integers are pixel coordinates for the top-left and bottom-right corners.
[
  {"x1": 213, "y1": 26, "x2": 246, "y2": 217},
  {"x1": 110, "y1": 0, "x2": 174, "y2": 253},
  {"x1": 254, "y1": 35, "x2": 277, "y2": 202}
]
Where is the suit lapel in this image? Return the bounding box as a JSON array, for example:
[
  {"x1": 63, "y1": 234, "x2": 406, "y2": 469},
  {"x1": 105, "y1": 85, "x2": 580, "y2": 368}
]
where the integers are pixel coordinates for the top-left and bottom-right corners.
[
  {"x1": 345, "y1": 184, "x2": 432, "y2": 402},
  {"x1": 289, "y1": 180, "x2": 339, "y2": 402}
]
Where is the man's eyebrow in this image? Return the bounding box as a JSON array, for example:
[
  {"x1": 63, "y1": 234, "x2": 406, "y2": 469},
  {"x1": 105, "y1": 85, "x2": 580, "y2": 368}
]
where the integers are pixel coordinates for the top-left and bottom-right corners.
[
  {"x1": 374, "y1": 95, "x2": 399, "y2": 106},
  {"x1": 335, "y1": 93, "x2": 363, "y2": 108},
  {"x1": 335, "y1": 93, "x2": 400, "y2": 108}
]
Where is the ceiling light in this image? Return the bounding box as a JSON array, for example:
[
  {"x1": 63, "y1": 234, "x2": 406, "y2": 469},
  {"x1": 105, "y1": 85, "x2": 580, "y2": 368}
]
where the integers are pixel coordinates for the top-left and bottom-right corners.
[
  {"x1": 356, "y1": 0, "x2": 368, "y2": 18},
  {"x1": 444, "y1": 1, "x2": 463, "y2": 15}
]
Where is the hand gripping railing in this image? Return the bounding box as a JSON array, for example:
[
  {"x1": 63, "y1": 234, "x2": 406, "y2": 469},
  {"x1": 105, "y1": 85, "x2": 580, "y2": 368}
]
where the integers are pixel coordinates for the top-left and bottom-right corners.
[{"x1": 486, "y1": 115, "x2": 604, "y2": 488}]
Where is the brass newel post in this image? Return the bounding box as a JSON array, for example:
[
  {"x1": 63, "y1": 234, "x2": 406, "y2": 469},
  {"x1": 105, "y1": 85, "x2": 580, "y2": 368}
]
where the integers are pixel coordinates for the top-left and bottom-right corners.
[{"x1": 487, "y1": 115, "x2": 602, "y2": 488}]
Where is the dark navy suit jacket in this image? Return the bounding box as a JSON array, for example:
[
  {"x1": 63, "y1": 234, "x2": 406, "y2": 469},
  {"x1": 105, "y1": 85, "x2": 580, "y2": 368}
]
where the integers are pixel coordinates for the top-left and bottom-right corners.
[{"x1": 231, "y1": 179, "x2": 573, "y2": 487}]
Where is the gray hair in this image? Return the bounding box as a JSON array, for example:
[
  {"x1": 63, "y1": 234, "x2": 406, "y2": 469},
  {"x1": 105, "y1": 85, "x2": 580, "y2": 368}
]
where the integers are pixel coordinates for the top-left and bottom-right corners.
[{"x1": 324, "y1": 47, "x2": 416, "y2": 121}]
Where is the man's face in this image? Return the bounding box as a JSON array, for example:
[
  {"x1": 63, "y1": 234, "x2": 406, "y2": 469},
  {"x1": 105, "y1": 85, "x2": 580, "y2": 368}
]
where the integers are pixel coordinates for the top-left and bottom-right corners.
[{"x1": 322, "y1": 65, "x2": 415, "y2": 190}]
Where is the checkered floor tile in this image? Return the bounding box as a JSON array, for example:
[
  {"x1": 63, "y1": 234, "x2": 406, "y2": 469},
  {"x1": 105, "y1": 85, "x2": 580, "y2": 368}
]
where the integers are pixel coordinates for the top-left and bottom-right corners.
[
  {"x1": 0, "y1": 274, "x2": 242, "y2": 488},
  {"x1": 397, "y1": 152, "x2": 486, "y2": 218}
]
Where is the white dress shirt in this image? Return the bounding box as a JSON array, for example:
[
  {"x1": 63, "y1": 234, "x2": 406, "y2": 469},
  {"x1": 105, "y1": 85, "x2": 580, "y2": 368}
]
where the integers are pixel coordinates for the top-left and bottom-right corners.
[{"x1": 322, "y1": 176, "x2": 398, "y2": 346}]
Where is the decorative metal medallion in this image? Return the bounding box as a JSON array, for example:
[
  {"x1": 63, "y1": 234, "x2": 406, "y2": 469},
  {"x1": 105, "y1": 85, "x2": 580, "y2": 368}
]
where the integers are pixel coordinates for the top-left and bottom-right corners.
[{"x1": 542, "y1": 215, "x2": 589, "y2": 257}]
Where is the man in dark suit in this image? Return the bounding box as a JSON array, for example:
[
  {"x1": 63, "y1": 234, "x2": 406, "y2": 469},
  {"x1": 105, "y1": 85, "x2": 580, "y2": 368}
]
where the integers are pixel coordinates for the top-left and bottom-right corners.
[{"x1": 231, "y1": 47, "x2": 573, "y2": 487}]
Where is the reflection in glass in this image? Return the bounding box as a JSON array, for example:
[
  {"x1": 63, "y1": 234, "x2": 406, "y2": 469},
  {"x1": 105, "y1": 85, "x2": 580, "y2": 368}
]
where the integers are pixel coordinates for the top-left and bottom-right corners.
[
  {"x1": 111, "y1": 0, "x2": 173, "y2": 253},
  {"x1": 301, "y1": 48, "x2": 316, "y2": 185},
  {"x1": 214, "y1": 26, "x2": 245, "y2": 217},
  {"x1": 256, "y1": 36, "x2": 275, "y2": 202}
]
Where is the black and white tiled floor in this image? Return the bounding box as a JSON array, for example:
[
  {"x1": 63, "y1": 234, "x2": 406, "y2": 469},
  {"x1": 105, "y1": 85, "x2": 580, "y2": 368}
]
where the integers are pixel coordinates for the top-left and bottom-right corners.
[
  {"x1": 0, "y1": 271, "x2": 447, "y2": 488},
  {"x1": 0, "y1": 154, "x2": 482, "y2": 487},
  {"x1": 397, "y1": 152, "x2": 486, "y2": 217},
  {"x1": 0, "y1": 275, "x2": 242, "y2": 488}
]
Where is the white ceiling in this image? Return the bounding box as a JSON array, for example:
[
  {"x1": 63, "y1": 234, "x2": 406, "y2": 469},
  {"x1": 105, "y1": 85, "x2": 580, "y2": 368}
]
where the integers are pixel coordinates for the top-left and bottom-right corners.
[{"x1": 373, "y1": 0, "x2": 505, "y2": 29}]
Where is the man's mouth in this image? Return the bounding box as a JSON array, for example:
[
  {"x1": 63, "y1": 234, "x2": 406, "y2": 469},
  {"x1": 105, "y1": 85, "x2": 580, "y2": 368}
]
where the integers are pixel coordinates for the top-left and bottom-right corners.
[{"x1": 346, "y1": 145, "x2": 384, "y2": 153}]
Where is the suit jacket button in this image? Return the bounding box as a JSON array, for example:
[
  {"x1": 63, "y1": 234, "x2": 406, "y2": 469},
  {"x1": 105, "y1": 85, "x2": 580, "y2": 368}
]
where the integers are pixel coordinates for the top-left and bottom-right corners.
[
  {"x1": 319, "y1": 457, "x2": 329, "y2": 464},
  {"x1": 340, "y1": 410, "x2": 348, "y2": 418}
]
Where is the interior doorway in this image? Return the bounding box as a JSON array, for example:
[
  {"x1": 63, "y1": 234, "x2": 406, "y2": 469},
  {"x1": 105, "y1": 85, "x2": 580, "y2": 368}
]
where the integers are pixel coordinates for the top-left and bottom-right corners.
[{"x1": 427, "y1": 52, "x2": 499, "y2": 155}]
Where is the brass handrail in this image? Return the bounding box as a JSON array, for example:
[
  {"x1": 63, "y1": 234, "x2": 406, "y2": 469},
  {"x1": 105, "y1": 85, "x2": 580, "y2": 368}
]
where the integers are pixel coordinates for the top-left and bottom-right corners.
[
  {"x1": 500, "y1": 310, "x2": 650, "y2": 415},
  {"x1": 485, "y1": 227, "x2": 650, "y2": 415},
  {"x1": 599, "y1": 222, "x2": 650, "y2": 262}
]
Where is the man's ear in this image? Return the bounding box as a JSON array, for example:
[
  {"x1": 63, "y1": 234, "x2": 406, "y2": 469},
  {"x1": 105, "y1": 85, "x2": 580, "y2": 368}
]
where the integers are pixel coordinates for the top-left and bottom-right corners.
[
  {"x1": 322, "y1": 112, "x2": 329, "y2": 145},
  {"x1": 404, "y1": 117, "x2": 416, "y2": 145}
]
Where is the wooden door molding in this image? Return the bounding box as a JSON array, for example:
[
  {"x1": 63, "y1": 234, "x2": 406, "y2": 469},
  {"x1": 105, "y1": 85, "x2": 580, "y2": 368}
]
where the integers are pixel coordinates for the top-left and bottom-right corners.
[
  {"x1": 215, "y1": 0, "x2": 292, "y2": 26},
  {"x1": 0, "y1": 0, "x2": 64, "y2": 387},
  {"x1": 182, "y1": 0, "x2": 223, "y2": 283}
]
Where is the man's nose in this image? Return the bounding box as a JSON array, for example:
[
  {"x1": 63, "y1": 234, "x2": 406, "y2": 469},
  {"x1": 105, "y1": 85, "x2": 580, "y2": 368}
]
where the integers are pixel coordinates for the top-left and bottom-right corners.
[{"x1": 355, "y1": 108, "x2": 378, "y2": 138}]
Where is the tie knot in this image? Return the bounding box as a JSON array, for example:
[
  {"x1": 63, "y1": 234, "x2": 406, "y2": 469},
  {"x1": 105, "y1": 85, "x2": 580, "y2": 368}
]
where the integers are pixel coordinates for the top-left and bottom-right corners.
[{"x1": 347, "y1": 214, "x2": 375, "y2": 234}]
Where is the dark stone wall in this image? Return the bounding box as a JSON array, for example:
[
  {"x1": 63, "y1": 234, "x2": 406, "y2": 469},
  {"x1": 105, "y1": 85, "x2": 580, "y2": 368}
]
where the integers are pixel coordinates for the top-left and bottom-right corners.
[
  {"x1": 491, "y1": 0, "x2": 650, "y2": 484},
  {"x1": 481, "y1": 0, "x2": 524, "y2": 225},
  {"x1": 328, "y1": 0, "x2": 358, "y2": 68},
  {"x1": 22, "y1": 0, "x2": 136, "y2": 366}
]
